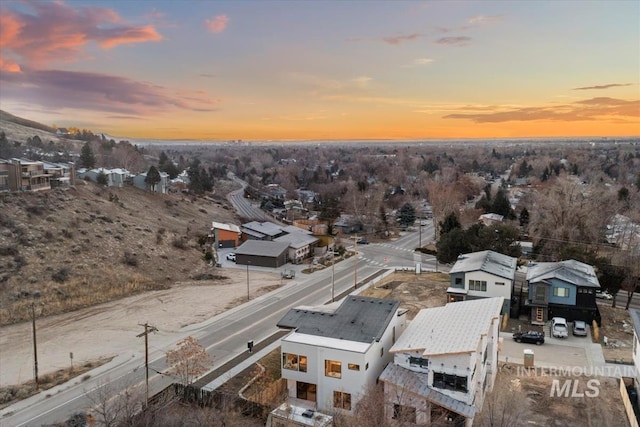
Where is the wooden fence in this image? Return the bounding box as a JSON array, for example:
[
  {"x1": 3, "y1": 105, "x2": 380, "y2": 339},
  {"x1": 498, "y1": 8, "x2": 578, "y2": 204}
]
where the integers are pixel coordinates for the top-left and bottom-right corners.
[{"x1": 620, "y1": 377, "x2": 639, "y2": 427}]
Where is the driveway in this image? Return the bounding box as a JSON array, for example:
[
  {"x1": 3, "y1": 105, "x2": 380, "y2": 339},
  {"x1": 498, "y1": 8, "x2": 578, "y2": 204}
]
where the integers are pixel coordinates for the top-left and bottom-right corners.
[{"x1": 499, "y1": 329, "x2": 594, "y2": 369}]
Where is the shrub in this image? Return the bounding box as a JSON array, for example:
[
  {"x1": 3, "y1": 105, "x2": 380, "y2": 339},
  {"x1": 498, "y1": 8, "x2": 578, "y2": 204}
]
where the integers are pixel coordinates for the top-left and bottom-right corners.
[
  {"x1": 123, "y1": 251, "x2": 138, "y2": 266},
  {"x1": 52, "y1": 267, "x2": 70, "y2": 283},
  {"x1": 203, "y1": 251, "x2": 213, "y2": 263},
  {"x1": 172, "y1": 237, "x2": 187, "y2": 249},
  {"x1": 26, "y1": 205, "x2": 46, "y2": 215},
  {"x1": 0, "y1": 246, "x2": 18, "y2": 256},
  {"x1": 14, "y1": 255, "x2": 27, "y2": 269},
  {"x1": 61, "y1": 229, "x2": 74, "y2": 239}
]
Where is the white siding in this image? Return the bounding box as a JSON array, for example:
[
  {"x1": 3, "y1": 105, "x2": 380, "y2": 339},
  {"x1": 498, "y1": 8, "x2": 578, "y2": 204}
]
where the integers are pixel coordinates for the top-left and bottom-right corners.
[{"x1": 465, "y1": 271, "x2": 512, "y2": 301}]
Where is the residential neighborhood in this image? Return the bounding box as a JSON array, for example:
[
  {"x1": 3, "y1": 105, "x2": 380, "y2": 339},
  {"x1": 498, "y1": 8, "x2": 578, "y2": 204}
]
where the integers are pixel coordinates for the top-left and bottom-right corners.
[{"x1": 1, "y1": 116, "x2": 639, "y2": 426}]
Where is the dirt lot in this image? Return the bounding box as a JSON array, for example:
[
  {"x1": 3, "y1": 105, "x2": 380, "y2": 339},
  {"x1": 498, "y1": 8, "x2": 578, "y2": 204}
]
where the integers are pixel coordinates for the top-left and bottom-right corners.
[{"x1": 0, "y1": 269, "x2": 283, "y2": 387}]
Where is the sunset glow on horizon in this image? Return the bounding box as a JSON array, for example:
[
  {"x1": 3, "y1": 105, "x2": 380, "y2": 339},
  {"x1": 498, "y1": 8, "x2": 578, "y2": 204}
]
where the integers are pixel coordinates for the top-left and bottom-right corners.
[{"x1": 0, "y1": 0, "x2": 638, "y2": 141}]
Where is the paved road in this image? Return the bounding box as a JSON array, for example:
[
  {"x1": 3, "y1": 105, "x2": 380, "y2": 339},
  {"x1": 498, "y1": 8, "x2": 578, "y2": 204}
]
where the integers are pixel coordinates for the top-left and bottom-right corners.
[{"x1": 2, "y1": 227, "x2": 431, "y2": 426}]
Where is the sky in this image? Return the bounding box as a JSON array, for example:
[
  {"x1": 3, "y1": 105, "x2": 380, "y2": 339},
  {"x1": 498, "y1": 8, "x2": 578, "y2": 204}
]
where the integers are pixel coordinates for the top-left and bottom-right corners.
[{"x1": 0, "y1": 0, "x2": 639, "y2": 141}]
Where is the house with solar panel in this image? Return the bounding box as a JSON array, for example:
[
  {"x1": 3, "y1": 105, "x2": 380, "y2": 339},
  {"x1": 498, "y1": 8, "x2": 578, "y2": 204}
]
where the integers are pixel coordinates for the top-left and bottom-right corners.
[
  {"x1": 276, "y1": 296, "x2": 407, "y2": 414},
  {"x1": 379, "y1": 297, "x2": 504, "y2": 426},
  {"x1": 447, "y1": 250, "x2": 517, "y2": 316}
]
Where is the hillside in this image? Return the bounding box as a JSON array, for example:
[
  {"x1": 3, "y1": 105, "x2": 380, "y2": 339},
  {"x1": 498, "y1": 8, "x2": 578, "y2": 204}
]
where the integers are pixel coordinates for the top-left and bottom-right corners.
[
  {"x1": 0, "y1": 110, "x2": 69, "y2": 146},
  {"x1": 0, "y1": 180, "x2": 242, "y2": 326}
]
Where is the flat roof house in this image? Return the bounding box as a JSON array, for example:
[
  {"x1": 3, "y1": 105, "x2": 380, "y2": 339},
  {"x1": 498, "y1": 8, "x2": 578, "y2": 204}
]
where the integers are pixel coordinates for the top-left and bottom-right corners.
[
  {"x1": 234, "y1": 240, "x2": 290, "y2": 267},
  {"x1": 380, "y1": 297, "x2": 504, "y2": 426},
  {"x1": 210, "y1": 221, "x2": 241, "y2": 249},
  {"x1": 277, "y1": 296, "x2": 406, "y2": 415}
]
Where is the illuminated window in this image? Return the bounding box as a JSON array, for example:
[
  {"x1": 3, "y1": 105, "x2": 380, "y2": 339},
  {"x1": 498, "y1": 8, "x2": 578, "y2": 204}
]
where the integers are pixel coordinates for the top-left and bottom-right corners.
[
  {"x1": 325, "y1": 360, "x2": 342, "y2": 378},
  {"x1": 348, "y1": 363, "x2": 360, "y2": 371},
  {"x1": 282, "y1": 353, "x2": 307, "y2": 372}
]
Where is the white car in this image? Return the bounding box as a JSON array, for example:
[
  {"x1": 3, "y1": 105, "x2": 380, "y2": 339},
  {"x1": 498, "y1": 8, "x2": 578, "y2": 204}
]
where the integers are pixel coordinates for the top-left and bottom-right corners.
[
  {"x1": 551, "y1": 317, "x2": 568, "y2": 338},
  {"x1": 226, "y1": 253, "x2": 236, "y2": 262},
  {"x1": 596, "y1": 290, "x2": 613, "y2": 300}
]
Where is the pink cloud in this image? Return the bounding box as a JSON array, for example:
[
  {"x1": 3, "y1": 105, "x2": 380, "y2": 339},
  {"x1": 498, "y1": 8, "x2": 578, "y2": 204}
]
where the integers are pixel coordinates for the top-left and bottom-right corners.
[
  {"x1": 205, "y1": 15, "x2": 229, "y2": 33},
  {"x1": 382, "y1": 34, "x2": 421, "y2": 45},
  {"x1": 0, "y1": 1, "x2": 162, "y2": 67},
  {"x1": 435, "y1": 36, "x2": 471, "y2": 46},
  {"x1": 0, "y1": 67, "x2": 218, "y2": 116},
  {"x1": 443, "y1": 98, "x2": 640, "y2": 123},
  {"x1": 0, "y1": 56, "x2": 21, "y2": 73}
]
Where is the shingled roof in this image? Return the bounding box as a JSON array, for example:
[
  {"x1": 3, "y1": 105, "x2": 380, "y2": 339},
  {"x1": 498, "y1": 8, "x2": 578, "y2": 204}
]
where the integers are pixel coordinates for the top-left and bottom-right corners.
[{"x1": 277, "y1": 296, "x2": 400, "y2": 343}]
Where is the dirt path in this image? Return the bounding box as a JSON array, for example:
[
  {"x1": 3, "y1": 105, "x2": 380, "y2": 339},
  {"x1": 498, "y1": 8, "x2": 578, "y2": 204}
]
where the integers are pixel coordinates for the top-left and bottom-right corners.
[{"x1": 0, "y1": 271, "x2": 281, "y2": 387}]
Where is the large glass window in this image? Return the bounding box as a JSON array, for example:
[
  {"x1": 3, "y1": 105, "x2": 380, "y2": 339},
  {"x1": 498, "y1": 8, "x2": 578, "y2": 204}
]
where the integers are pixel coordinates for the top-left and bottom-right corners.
[
  {"x1": 283, "y1": 353, "x2": 307, "y2": 372},
  {"x1": 433, "y1": 372, "x2": 468, "y2": 393},
  {"x1": 333, "y1": 391, "x2": 351, "y2": 410},
  {"x1": 409, "y1": 356, "x2": 429, "y2": 369},
  {"x1": 469, "y1": 280, "x2": 487, "y2": 292},
  {"x1": 325, "y1": 360, "x2": 342, "y2": 378}
]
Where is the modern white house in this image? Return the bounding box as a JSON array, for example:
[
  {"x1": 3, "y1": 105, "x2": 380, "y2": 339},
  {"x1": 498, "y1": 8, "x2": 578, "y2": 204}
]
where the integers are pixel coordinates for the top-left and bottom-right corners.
[
  {"x1": 379, "y1": 297, "x2": 504, "y2": 426},
  {"x1": 447, "y1": 250, "x2": 517, "y2": 315},
  {"x1": 276, "y1": 296, "x2": 407, "y2": 415}
]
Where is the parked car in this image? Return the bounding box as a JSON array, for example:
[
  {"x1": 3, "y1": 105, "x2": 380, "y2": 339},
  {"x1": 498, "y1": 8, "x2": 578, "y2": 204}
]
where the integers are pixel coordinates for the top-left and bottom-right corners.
[
  {"x1": 596, "y1": 290, "x2": 613, "y2": 300},
  {"x1": 573, "y1": 320, "x2": 588, "y2": 337},
  {"x1": 513, "y1": 330, "x2": 545, "y2": 345},
  {"x1": 551, "y1": 317, "x2": 568, "y2": 338},
  {"x1": 357, "y1": 238, "x2": 369, "y2": 245},
  {"x1": 226, "y1": 253, "x2": 236, "y2": 262}
]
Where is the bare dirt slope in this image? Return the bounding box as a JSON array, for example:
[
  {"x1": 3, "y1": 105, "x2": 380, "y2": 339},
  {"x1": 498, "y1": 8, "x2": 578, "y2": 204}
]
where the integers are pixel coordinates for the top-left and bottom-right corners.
[{"x1": 0, "y1": 180, "x2": 241, "y2": 326}]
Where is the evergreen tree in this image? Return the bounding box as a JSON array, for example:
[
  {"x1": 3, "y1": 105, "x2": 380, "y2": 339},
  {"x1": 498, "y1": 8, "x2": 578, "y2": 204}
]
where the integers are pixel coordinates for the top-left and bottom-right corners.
[
  {"x1": 145, "y1": 165, "x2": 162, "y2": 192},
  {"x1": 519, "y1": 207, "x2": 530, "y2": 228},
  {"x1": 491, "y1": 188, "x2": 514, "y2": 219},
  {"x1": 80, "y1": 142, "x2": 96, "y2": 169},
  {"x1": 398, "y1": 203, "x2": 416, "y2": 228},
  {"x1": 439, "y1": 212, "x2": 461, "y2": 236}
]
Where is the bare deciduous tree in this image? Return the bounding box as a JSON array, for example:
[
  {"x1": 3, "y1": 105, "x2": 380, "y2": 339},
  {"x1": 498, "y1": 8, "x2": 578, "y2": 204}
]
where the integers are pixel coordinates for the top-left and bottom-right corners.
[
  {"x1": 165, "y1": 336, "x2": 212, "y2": 385},
  {"x1": 477, "y1": 375, "x2": 529, "y2": 426}
]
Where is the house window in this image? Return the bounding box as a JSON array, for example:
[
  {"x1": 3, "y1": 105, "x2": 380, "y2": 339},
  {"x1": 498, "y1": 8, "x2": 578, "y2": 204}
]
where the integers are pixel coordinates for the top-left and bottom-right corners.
[
  {"x1": 333, "y1": 391, "x2": 351, "y2": 410},
  {"x1": 495, "y1": 281, "x2": 505, "y2": 286},
  {"x1": 380, "y1": 347, "x2": 384, "y2": 357},
  {"x1": 365, "y1": 362, "x2": 369, "y2": 370},
  {"x1": 348, "y1": 363, "x2": 360, "y2": 371},
  {"x1": 408, "y1": 356, "x2": 429, "y2": 369},
  {"x1": 469, "y1": 280, "x2": 487, "y2": 292},
  {"x1": 325, "y1": 360, "x2": 342, "y2": 378},
  {"x1": 553, "y1": 287, "x2": 569, "y2": 298},
  {"x1": 283, "y1": 353, "x2": 307, "y2": 372},
  {"x1": 392, "y1": 404, "x2": 416, "y2": 422},
  {"x1": 433, "y1": 372, "x2": 468, "y2": 393},
  {"x1": 453, "y1": 277, "x2": 463, "y2": 288}
]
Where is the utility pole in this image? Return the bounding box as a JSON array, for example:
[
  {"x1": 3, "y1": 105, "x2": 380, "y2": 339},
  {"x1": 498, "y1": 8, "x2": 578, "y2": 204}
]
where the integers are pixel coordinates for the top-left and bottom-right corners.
[
  {"x1": 137, "y1": 322, "x2": 158, "y2": 406},
  {"x1": 31, "y1": 301, "x2": 39, "y2": 391},
  {"x1": 331, "y1": 250, "x2": 336, "y2": 302},
  {"x1": 246, "y1": 262, "x2": 250, "y2": 301},
  {"x1": 354, "y1": 236, "x2": 358, "y2": 289}
]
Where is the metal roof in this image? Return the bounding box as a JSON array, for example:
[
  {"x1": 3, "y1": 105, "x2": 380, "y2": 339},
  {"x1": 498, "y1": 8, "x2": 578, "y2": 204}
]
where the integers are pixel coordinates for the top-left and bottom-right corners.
[
  {"x1": 526, "y1": 260, "x2": 600, "y2": 288},
  {"x1": 211, "y1": 221, "x2": 241, "y2": 234},
  {"x1": 449, "y1": 250, "x2": 517, "y2": 280},
  {"x1": 274, "y1": 232, "x2": 319, "y2": 249},
  {"x1": 379, "y1": 363, "x2": 476, "y2": 418},
  {"x1": 277, "y1": 296, "x2": 400, "y2": 344},
  {"x1": 242, "y1": 221, "x2": 283, "y2": 237},
  {"x1": 390, "y1": 297, "x2": 503, "y2": 356},
  {"x1": 235, "y1": 240, "x2": 289, "y2": 257}
]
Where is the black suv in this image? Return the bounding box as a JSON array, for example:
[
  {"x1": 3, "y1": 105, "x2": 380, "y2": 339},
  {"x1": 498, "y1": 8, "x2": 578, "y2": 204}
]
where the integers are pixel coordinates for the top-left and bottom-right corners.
[{"x1": 513, "y1": 330, "x2": 545, "y2": 345}]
